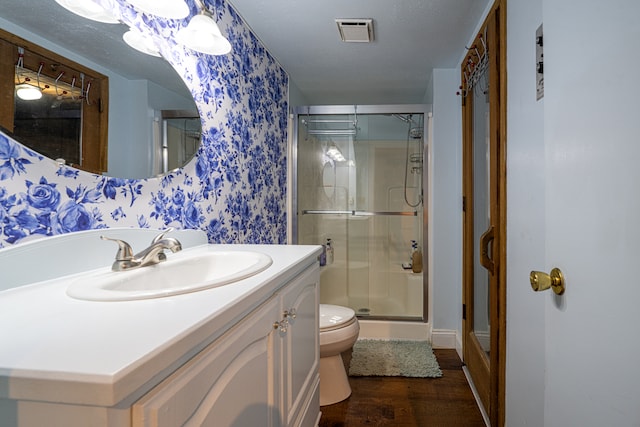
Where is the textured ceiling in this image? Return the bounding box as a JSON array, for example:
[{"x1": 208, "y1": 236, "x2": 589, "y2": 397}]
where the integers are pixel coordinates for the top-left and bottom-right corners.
[
  {"x1": 227, "y1": 0, "x2": 491, "y2": 104},
  {"x1": 0, "y1": 0, "x2": 491, "y2": 105}
]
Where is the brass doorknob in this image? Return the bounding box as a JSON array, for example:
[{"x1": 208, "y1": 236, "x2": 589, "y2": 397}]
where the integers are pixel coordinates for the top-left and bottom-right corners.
[{"x1": 530, "y1": 268, "x2": 565, "y2": 295}]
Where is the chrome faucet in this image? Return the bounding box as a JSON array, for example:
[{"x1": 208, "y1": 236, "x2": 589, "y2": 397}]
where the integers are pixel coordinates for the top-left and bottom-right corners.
[{"x1": 101, "y1": 228, "x2": 183, "y2": 271}]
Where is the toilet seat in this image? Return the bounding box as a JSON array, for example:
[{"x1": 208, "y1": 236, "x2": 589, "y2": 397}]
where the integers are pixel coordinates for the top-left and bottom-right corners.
[
  {"x1": 319, "y1": 304, "x2": 359, "y2": 353},
  {"x1": 320, "y1": 304, "x2": 356, "y2": 332}
]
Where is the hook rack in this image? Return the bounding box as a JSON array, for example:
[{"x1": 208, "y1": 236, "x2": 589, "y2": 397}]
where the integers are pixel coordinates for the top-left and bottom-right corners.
[
  {"x1": 15, "y1": 46, "x2": 91, "y2": 104},
  {"x1": 457, "y1": 29, "x2": 489, "y2": 98}
]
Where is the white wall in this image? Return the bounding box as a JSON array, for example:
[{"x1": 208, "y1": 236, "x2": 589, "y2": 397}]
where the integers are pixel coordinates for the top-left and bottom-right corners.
[
  {"x1": 427, "y1": 0, "x2": 495, "y2": 349},
  {"x1": 287, "y1": 79, "x2": 309, "y2": 112},
  {"x1": 430, "y1": 69, "x2": 463, "y2": 339},
  {"x1": 107, "y1": 78, "x2": 151, "y2": 178},
  {"x1": 504, "y1": 0, "x2": 546, "y2": 425}
]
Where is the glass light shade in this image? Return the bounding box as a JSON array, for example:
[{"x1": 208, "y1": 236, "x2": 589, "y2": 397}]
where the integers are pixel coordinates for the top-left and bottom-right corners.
[
  {"x1": 127, "y1": 0, "x2": 189, "y2": 19},
  {"x1": 16, "y1": 84, "x2": 43, "y2": 101},
  {"x1": 326, "y1": 143, "x2": 345, "y2": 162},
  {"x1": 54, "y1": 0, "x2": 119, "y2": 24},
  {"x1": 176, "y1": 14, "x2": 232, "y2": 55},
  {"x1": 123, "y1": 29, "x2": 161, "y2": 57}
]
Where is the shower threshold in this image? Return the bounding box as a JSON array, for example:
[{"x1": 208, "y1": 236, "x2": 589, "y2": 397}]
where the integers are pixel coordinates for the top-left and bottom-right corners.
[
  {"x1": 357, "y1": 318, "x2": 430, "y2": 340},
  {"x1": 355, "y1": 314, "x2": 424, "y2": 322}
]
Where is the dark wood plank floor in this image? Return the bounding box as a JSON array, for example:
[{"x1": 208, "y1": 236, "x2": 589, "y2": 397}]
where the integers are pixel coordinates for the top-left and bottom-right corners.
[{"x1": 319, "y1": 349, "x2": 486, "y2": 427}]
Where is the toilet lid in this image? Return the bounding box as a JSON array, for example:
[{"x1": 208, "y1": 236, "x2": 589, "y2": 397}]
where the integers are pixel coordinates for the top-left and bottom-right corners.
[{"x1": 319, "y1": 304, "x2": 356, "y2": 330}]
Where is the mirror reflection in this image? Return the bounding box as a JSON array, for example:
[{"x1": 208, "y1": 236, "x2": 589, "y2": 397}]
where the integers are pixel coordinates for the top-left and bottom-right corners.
[
  {"x1": 161, "y1": 111, "x2": 201, "y2": 173},
  {"x1": 0, "y1": 2, "x2": 200, "y2": 179},
  {"x1": 14, "y1": 89, "x2": 82, "y2": 166},
  {"x1": 2, "y1": 34, "x2": 110, "y2": 173},
  {"x1": 472, "y1": 66, "x2": 491, "y2": 357}
]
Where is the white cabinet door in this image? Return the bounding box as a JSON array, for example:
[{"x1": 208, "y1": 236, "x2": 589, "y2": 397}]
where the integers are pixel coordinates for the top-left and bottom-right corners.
[
  {"x1": 280, "y1": 265, "x2": 319, "y2": 427},
  {"x1": 132, "y1": 297, "x2": 281, "y2": 427},
  {"x1": 132, "y1": 263, "x2": 320, "y2": 427}
]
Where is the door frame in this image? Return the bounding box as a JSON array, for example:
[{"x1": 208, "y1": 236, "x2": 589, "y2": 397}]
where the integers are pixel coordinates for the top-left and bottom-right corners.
[{"x1": 461, "y1": 1, "x2": 507, "y2": 425}]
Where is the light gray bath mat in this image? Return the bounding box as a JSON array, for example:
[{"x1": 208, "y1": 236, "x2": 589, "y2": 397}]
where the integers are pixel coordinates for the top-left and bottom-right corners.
[{"x1": 348, "y1": 339, "x2": 443, "y2": 378}]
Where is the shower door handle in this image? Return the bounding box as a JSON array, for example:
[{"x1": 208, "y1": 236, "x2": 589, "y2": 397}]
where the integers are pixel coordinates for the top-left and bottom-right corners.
[
  {"x1": 302, "y1": 210, "x2": 417, "y2": 216},
  {"x1": 479, "y1": 226, "x2": 495, "y2": 274}
]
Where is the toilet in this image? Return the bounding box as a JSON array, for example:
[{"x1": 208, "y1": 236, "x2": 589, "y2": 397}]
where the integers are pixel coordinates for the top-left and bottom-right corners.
[{"x1": 319, "y1": 304, "x2": 360, "y2": 406}]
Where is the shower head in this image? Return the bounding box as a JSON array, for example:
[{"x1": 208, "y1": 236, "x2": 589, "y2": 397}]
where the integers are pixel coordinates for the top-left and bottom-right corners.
[{"x1": 390, "y1": 114, "x2": 423, "y2": 138}]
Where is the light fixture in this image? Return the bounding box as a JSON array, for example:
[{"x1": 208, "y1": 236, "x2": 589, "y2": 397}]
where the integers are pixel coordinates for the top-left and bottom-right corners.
[
  {"x1": 176, "y1": 13, "x2": 232, "y2": 55},
  {"x1": 123, "y1": 29, "x2": 161, "y2": 57},
  {"x1": 326, "y1": 142, "x2": 346, "y2": 162},
  {"x1": 16, "y1": 84, "x2": 43, "y2": 101},
  {"x1": 15, "y1": 50, "x2": 44, "y2": 101},
  {"x1": 127, "y1": 0, "x2": 190, "y2": 19},
  {"x1": 54, "y1": 0, "x2": 119, "y2": 24}
]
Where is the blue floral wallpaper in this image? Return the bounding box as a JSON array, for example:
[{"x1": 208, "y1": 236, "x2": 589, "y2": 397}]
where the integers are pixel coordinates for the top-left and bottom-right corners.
[{"x1": 0, "y1": 0, "x2": 288, "y2": 248}]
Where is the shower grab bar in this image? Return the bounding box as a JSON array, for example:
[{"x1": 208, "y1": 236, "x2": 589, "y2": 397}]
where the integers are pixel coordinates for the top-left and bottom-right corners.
[
  {"x1": 302, "y1": 119, "x2": 356, "y2": 124},
  {"x1": 302, "y1": 210, "x2": 353, "y2": 215},
  {"x1": 302, "y1": 210, "x2": 417, "y2": 217},
  {"x1": 306, "y1": 129, "x2": 357, "y2": 136},
  {"x1": 353, "y1": 210, "x2": 417, "y2": 217}
]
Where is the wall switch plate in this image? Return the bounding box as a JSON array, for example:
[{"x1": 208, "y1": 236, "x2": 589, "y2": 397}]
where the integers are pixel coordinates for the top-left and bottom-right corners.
[{"x1": 536, "y1": 24, "x2": 544, "y2": 100}]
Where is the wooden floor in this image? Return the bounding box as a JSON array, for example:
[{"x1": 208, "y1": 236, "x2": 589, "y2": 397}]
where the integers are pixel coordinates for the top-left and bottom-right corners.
[{"x1": 319, "y1": 349, "x2": 486, "y2": 427}]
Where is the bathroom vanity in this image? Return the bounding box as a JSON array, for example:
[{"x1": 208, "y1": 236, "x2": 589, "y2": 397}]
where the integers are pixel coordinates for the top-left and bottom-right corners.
[{"x1": 0, "y1": 229, "x2": 321, "y2": 427}]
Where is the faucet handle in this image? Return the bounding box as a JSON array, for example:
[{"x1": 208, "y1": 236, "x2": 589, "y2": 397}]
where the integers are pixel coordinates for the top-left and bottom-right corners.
[
  {"x1": 100, "y1": 236, "x2": 134, "y2": 261},
  {"x1": 151, "y1": 227, "x2": 175, "y2": 244}
]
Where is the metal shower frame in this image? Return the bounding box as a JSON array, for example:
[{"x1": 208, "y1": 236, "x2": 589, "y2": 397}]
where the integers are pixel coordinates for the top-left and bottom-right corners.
[{"x1": 290, "y1": 103, "x2": 431, "y2": 321}]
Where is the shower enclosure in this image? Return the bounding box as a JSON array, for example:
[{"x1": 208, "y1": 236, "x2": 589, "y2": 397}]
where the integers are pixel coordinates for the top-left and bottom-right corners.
[
  {"x1": 293, "y1": 105, "x2": 429, "y2": 320},
  {"x1": 161, "y1": 110, "x2": 201, "y2": 173}
]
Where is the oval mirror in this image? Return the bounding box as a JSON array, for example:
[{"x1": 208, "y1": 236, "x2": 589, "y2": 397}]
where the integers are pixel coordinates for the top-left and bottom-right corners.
[{"x1": 0, "y1": 0, "x2": 200, "y2": 180}]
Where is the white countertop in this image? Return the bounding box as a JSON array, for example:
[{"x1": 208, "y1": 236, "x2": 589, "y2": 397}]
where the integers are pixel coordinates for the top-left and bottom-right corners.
[{"x1": 0, "y1": 243, "x2": 320, "y2": 407}]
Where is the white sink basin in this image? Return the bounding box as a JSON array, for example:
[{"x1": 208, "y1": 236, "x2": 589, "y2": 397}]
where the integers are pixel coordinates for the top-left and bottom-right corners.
[{"x1": 66, "y1": 250, "x2": 273, "y2": 301}]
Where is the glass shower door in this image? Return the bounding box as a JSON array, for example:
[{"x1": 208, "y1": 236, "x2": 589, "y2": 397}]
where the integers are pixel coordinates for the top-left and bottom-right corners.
[
  {"x1": 296, "y1": 109, "x2": 425, "y2": 320},
  {"x1": 297, "y1": 113, "x2": 357, "y2": 309}
]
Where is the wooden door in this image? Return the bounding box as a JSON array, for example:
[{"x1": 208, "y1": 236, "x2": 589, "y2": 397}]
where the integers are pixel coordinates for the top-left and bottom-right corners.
[{"x1": 461, "y1": 1, "x2": 506, "y2": 425}]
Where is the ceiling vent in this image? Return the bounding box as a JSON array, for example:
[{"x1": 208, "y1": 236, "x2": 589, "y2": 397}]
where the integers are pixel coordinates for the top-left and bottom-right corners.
[{"x1": 335, "y1": 19, "x2": 374, "y2": 43}]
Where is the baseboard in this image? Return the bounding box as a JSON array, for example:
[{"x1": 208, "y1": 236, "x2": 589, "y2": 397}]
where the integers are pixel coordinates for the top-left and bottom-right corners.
[
  {"x1": 358, "y1": 320, "x2": 430, "y2": 340},
  {"x1": 431, "y1": 329, "x2": 457, "y2": 349},
  {"x1": 456, "y1": 330, "x2": 463, "y2": 360}
]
